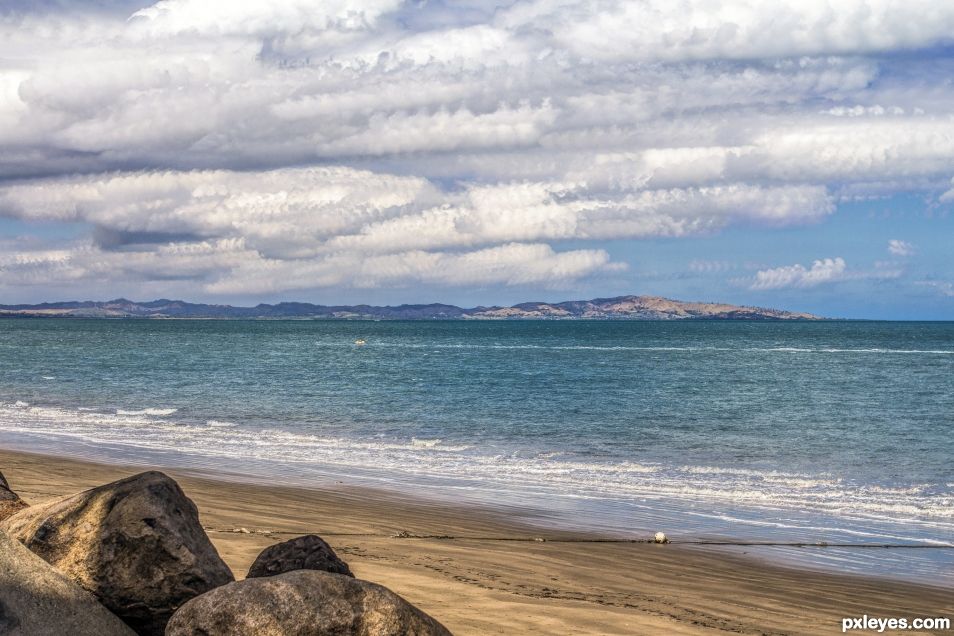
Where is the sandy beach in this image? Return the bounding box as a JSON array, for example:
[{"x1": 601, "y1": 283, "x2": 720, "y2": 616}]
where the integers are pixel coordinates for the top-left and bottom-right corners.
[{"x1": 1, "y1": 448, "x2": 950, "y2": 635}]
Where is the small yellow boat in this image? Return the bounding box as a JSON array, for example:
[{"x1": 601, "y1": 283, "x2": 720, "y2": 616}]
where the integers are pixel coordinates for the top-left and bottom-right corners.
[{"x1": 354, "y1": 339, "x2": 366, "y2": 345}]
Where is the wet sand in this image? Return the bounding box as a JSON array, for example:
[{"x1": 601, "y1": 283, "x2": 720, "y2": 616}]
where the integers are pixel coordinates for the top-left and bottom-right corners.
[{"x1": 1, "y1": 448, "x2": 951, "y2": 635}]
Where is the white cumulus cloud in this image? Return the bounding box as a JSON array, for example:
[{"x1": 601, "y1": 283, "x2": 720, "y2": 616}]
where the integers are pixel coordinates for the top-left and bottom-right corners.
[
  {"x1": 888, "y1": 239, "x2": 915, "y2": 256},
  {"x1": 749, "y1": 257, "x2": 905, "y2": 290},
  {"x1": 750, "y1": 258, "x2": 849, "y2": 290}
]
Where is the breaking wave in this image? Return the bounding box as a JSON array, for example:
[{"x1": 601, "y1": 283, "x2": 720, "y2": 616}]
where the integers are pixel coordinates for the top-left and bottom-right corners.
[
  {"x1": 319, "y1": 342, "x2": 954, "y2": 355},
  {"x1": 1, "y1": 400, "x2": 950, "y2": 528},
  {"x1": 115, "y1": 407, "x2": 178, "y2": 416}
]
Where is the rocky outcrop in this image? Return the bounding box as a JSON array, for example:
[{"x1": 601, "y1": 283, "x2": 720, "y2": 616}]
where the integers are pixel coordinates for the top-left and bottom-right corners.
[
  {"x1": 0, "y1": 471, "x2": 28, "y2": 521},
  {"x1": 0, "y1": 471, "x2": 233, "y2": 636},
  {"x1": 247, "y1": 534, "x2": 353, "y2": 579},
  {"x1": 166, "y1": 570, "x2": 452, "y2": 636},
  {"x1": 0, "y1": 530, "x2": 135, "y2": 636}
]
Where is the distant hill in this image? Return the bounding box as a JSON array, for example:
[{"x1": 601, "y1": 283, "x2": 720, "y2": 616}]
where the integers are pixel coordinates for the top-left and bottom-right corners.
[{"x1": 0, "y1": 296, "x2": 821, "y2": 320}]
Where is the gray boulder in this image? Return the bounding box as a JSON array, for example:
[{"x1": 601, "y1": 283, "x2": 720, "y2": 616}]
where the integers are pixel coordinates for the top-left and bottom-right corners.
[
  {"x1": 0, "y1": 530, "x2": 135, "y2": 636},
  {"x1": 247, "y1": 534, "x2": 353, "y2": 579},
  {"x1": 166, "y1": 569, "x2": 452, "y2": 636},
  {"x1": 0, "y1": 471, "x2": 233, "y2": 636},
  {"x1": 0, "y1": 471, "x2": 28, "y2": 521}
]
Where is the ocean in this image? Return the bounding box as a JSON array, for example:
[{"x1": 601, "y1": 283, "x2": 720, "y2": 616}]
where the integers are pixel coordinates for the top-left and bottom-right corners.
[{"x1": 0, "y1": 318, "x2": 951, "y2": 583}]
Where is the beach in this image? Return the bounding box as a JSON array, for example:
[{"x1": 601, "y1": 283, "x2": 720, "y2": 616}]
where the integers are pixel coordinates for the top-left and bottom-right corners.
[
  {"x1": 2, "y1": 448, "x2": 950, "y2": 635},
  {"x1": 3, "y1": 319, "x2": 953, "y2": 588},
  {"x1": 6, "y1": 1, "x2": 954, "y2": 632}
]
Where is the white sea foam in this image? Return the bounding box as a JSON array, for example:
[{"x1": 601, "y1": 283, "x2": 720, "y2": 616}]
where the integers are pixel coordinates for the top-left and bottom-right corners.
[
  {"x1": 0, "y1": 401, "x2": 951, "y2": 529},
  {"x1": 206, "y1": 419, "x2": 237, "y2": 427},
  {"x1": 115, "y1": 408, "x2": 178, "y2": 416},
  {"x1": 682, "y1": 465, "x2": 842, "y2": 486},
  {"x1": 318, "y1": 341, "x2": 954, "y2": 355}
]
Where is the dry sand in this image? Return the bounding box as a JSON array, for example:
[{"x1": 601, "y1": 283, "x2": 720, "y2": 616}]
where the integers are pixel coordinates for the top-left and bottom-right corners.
[{"x1": 1, "y1": 448, "x2": 951, "y2": 635}]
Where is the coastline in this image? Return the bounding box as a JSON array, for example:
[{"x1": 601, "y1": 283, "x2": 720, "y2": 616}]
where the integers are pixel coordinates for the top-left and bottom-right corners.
[
  {"x1": 2, "y1": 448, "x2": 950, "y2": 635},
  {"x1": 0, "y1": 294, "x2": 823, "y2": 320},
  {"x1": 2, "y1": 399, "x2": 951, "y2": 586}
]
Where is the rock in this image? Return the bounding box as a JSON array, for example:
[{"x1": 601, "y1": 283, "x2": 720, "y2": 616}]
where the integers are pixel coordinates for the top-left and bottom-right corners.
[
  {"x1": 0, "y1": 530, "x2": 135, "y2": 636},
  {"x1": 0, "y1": 470, "x2": 28, "y2": 521},
  {"x1": 247, "y1": 534, "x2": 353, "y2": 579},
  {"x1": 166, "y1": 570, "x2": 452, "y2": 636},
  {"x1": 0, "y1": 471, "x2": 233, "y2": 636}
]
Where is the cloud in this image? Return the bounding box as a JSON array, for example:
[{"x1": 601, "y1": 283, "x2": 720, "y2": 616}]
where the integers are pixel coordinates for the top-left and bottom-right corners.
[
  {"x1": 3, "y1": 0, "x2": 954, "y2": 189},
  {"x1": 0, "y1": 167, "x2": 635, "y2": 294},
  {"x1": 205, "y1": 242, "x2": 619, "y2": 295},
  {"x1": 128, "y1": 0, "x2": 400, "y2": 38},
  {"x1": 888, "y1": 239, "x2": 915, "y2": 256},
  {"x1": 0, "y1": 168, "x2": 832, "y2": 247},
  {"x1": 0, "y1": 238, "x2": 618, "y2": 295},
  {"x1": 0, "y1": 166, "x2": 836, "y2": 293},
  {"x1": 750, "y1": 257, "x2": 849, "y2": 290},
  {"x1": 499, "y1": 0, "x2": 954, "y2": 62},
  {"x1": 749, "y1": 257, "x2": 905, "y2": 290},
  {"x1": 916, "y1": 280, "x2": 954, "y2": 297},
  {"x1": 0, "y1": 167, "x2": 440, "y2": 258},
  {"x1": 688, "y1": 259, "x2": 734, "y2": 274},
  {"x1": 1, "y1": 0, "x2": 953, "y2": 299}
]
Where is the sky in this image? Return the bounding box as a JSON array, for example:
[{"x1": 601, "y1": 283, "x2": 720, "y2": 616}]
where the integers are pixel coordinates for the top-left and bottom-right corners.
[{"x1": 0, "y1": 1, "x2": 953, "y2": 318}]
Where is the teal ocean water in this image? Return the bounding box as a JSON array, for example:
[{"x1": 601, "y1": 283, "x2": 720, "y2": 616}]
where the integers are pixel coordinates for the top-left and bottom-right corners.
[{"x1": 0, "y1": 319, "x2": 952, "y2": 583}]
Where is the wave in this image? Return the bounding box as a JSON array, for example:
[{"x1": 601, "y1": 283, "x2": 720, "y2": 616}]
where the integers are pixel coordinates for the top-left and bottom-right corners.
[
  {"x1": 0, "y1": 400, "x2": 950, "y2": 528},
  {"x1": 115, "y1": 408, "x2": 178, "y2": 416},
  {"x1": 205, "y1": 419, "x2": 237, "y2": 428},
  {"x1": 317, "y1": 342, "x2": 954, "y2": 355}
]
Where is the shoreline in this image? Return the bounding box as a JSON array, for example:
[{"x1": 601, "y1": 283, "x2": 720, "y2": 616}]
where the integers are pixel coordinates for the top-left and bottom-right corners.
[
  {"x1": 1, "y1": 416, "x2": 950, "y2": 586},
  {"x1": 2, "y1": 447, "x2": 951, "y2": 635}
]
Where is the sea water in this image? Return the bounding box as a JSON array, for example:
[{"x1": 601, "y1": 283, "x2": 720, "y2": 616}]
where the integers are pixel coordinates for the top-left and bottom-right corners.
[{"x1": 0, "y1": 318, "x2": 951, "y2": 583}]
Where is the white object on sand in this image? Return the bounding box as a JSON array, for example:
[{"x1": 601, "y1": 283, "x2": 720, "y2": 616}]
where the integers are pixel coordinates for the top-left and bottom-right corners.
[{"x1": 653, "y1": 531, "x2": 668, "y2": 544}]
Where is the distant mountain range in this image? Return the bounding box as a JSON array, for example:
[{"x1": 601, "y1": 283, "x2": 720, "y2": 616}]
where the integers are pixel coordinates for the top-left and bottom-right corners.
[{"x1": 0, "y1": 296, "x2": 821, "y2": 320}]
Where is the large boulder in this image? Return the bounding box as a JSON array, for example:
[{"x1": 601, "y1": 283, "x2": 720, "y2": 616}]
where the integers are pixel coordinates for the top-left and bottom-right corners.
[
  {"x1": 247, "y1": 534, "x2": 353, "y2": 579},
  {"x1": 0, "y1": 530, "x2": 135, "y2": 636},
  {"x1": 166, "y1": 570, "x2": 452, "y2": 636},
  {"x1": 0, "y1": 471, "x2": 233, "y2": 636},
  {"x1": 0, "y1": 471, "x2": 28, "y2": 521}
]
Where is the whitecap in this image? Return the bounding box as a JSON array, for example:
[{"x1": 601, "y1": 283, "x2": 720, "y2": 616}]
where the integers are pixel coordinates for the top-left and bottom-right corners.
[
  {"x1": 116, "y1": 408, "x2": 178, "y2": 416},
  {"x1": 1, "y1": 401, "x2": 950, "y2": 529},
  {"x1": 206, "y1": 420, "x2": 237, "y2": 428}
]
